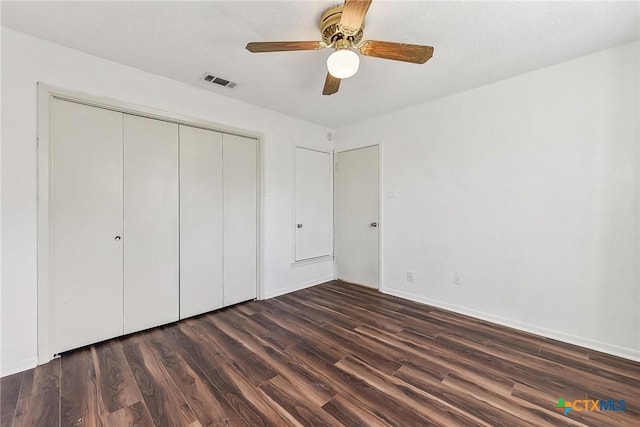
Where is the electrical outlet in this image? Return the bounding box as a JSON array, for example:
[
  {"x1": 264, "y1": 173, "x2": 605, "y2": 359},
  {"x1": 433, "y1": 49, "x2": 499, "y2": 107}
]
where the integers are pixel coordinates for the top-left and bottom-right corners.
[
  {"x1": 406, "y1": 271, "x2": 414, "y2": 283},
  {"x1": 454, "y1": 272, "x2": 462, "y2": 286}
]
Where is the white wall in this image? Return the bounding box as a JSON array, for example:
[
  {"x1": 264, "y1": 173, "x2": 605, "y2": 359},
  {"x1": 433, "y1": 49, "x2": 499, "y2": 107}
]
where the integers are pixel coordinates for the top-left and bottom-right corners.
[
  {"x1": 0, "y1": 28, "x2": 334, "y2": 376},
  {"x1": 334, "y1": 41, "x2": 640, "y2": 360}
]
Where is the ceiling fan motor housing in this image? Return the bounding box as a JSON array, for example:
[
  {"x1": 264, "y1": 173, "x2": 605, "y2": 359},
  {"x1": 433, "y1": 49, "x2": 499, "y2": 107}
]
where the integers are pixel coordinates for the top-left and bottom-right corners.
[{"x1": 321, "y1": 4, "x2": 364, "y2": 46}]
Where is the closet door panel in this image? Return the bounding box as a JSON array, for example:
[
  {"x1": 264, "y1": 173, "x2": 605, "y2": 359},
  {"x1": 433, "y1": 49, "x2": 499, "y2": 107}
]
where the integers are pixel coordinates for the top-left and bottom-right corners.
[
  {"x1": 223, "y1": 134, "x2": 258, "y2": 306},
  {"x1": 123, "y1": 115, "x2": 179, "y2": 334},
  {"x1": 179, "y1": 125, "x2": 223, "y2": 318},
  {"x1": 51, "y1": 99, "x2": 124, "y2": 353}
]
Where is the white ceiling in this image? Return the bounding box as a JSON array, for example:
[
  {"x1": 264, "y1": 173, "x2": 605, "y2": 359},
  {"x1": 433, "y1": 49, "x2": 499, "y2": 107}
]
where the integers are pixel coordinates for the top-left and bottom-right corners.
[{"x1": 2, "y1": 1, "x2": 639, "y2": 128}]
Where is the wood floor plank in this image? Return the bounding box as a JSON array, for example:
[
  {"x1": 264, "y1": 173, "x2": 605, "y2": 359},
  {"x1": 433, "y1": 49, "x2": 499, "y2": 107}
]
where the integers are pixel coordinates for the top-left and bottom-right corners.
[
  {"x1": 207, "y1": 363, "x2": 302, "y2": 427},
  {"x1": 336, "y1": 355, "x2": 490, "y2": 426},
  {"x1": 206, "y1": 310, "x2": 338, "y2": 407},
  {"x1": 213, "y1": 307, "x2": 294, "y2": 352},
  {"x1": 258, "y1": 300, "x2": 347, "y2": 363},
  {"x1": 232, "y1": 300, "x2": 268, "y2": 317},
  {"x1": 285, "y1": 344, "x2": 437, "y2": 426},
  {"x1": 246, "y1": 312, "x2": 305, "y2": 350},
  {"x1": 91, "y1": 341, "x2": 142, "y2": 414},
  {"x1": 60, "y1": 349, "x2": 109, "y2": 427},
  {"x1": 441, "y1": 370, "x2": 583, "y2": 426},
  {"x1": 144, "y1": 328, "x2": 248, "y2": 427},
  {"x1": 259, "y1": 375, "x2": 339, "y2": 426},
  {"x1": 18, "y1": 358, "x2": 59, "y2": 400},
  {"x1": 511, "y1": 382, "x2": 634, "y2": 427},
  {"x1": 123, "y1": 338, "x2": 199, "y2": 427},
  {"x1": 588, "y1": 348, "x2": 640, "y2": 375},
  {"x1": 431, "y1": 332, "x2": 585, "y2": 396},
  {"x1": 320, "y1": 282, "x2": 409, "y2": 311},
  {"x1": 398, "y1": 321, "x2": 446, "y2": 340},
  {"x1": 283, "y1": 319, "x2": 403, "y2": 376},
  {"x1": 12, "y1": 359, "x2": 61, "y2": 427},
  {"x1": 353, "y1": 324, "x2": 452, "y2": 379},
  {"x1": 277, "y1": 293, "x2": 363, "y2": 331},
  {"x1": 537, "y1": 345, "x2": 640, "y2": 387},
  {"x1": 321, "y1": 392, "x2": 393, "y2": 427},
  {"x1": 12, "y1": 389, "x2": 59, "y2": 427},
  {"x1": 291, "y1": 288, "x2": 405, "y2": 333},
  {"x1": 399, "y1": 329, "x2": 514, "y2": 386},
  {"x1": 538, "y1": 338, "x2": 591, "y2": 361},
  {"x1": 384, "y1": 328, "x2": 518, "y2": 396},
  {"x1": 394, "y1": 366, "x2": 531, "y2": 427},
  {"x1": 103, "y1": 401, "x2": 155, "y2": 427},
  {"x1": 164, "y1": 321, "x2": 227, "y2": 374},
  {"x1": 0, "y1": 371, "x2": 23, "y2": 427},
  {"x1": 484, "y1": 340, "x2": 640, "y2": 400},
  {"x1": 194, "y1": 317, "x2": 278, "y2": 386},
  {"x1": 3, "y1": 279, "x2": 639, "y2": 426}
]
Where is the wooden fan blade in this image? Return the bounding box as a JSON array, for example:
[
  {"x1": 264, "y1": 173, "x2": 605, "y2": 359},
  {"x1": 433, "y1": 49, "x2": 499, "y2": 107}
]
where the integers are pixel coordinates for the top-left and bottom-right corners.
[
  {"x1": 359, "y1": 40, "x2": 434, "y2": 64},
  {"x1": 246, "y1": 41, "x2": 324, "y2": 53},
  {"x1": 340, "y1": 0, "x2": 372, "y2": 33},
  {"x1": 323, "y1": 73, "x2": 341, "y2": 95}
]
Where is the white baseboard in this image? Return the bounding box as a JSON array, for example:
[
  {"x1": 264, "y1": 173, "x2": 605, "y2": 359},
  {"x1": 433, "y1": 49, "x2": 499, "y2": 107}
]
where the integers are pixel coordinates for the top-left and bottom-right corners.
[
  {"x1": 0, "y1": 356, "x2": 38, "y2": 378},
  {"x1": 264, "y1": 275, "x2": 336, "y2": 299},
  {"x1": 384, "y1": 287, "x2": 640, "y2": 363}
]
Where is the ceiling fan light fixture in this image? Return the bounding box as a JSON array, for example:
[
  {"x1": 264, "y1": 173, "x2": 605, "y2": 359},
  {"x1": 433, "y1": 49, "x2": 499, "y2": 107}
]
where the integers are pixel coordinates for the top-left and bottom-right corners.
[
  {"x1": 245, "y1": 0, "x2": 434, "y2": 95},
  {"x1": 327, "y1": 48, "x2": 360, "y2": 79}
]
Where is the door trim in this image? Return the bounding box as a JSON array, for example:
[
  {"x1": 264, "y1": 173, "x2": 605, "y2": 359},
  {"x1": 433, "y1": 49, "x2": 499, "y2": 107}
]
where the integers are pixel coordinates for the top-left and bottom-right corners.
[
  {"x1": 37, "y1": 83, "x2": 263, "y2": 365},
  {"x1": 334, "y1": 141, "x2": 383, "y2": 291}
]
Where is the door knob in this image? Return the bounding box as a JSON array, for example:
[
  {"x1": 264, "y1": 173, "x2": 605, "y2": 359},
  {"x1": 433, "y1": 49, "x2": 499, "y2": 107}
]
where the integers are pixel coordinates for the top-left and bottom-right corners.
[
  {"x1": 370, "y1": 222, "x2": 378, "y2": 227},
  {"x1": 114, "y1": 236, "x2": 122, "y2": 241},
  {"x1": 297, "y1": 224, "x2": 303, "y2": 229}
]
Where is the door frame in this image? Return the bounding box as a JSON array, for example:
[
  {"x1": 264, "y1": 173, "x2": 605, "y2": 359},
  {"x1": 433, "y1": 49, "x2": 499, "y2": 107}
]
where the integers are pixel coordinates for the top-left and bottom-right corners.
[
  {"x1": 36, "y1": 83, "x2": 263, "y2": 365},
  {"x1": 334, "y1": 140, "x2": 383, "y2": 291}
]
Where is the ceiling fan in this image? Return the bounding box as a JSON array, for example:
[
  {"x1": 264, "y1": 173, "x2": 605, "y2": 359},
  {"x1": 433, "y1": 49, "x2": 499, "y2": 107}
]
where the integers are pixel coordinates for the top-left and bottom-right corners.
[{"x1": 246, "y1": 0, "x2": 434, "y2": 95}]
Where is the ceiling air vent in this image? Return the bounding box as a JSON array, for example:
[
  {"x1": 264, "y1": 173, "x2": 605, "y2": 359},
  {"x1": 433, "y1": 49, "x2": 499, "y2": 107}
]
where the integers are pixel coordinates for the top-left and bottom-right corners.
[{"x1": 201, "y1": 72, "x2": 237, "y2": 89}]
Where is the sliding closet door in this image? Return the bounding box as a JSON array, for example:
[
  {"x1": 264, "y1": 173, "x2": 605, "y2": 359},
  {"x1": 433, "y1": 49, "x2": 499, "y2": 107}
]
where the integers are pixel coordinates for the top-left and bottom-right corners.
[
  {"x1": 123, "y1": 115, "x2": 179, "y2": 333},
  {"x1": 223, "y1": 134, "x2": 258, "y2": 305},
  {"x1": 179, "y1": 125, "x2": 224, "y2": 318},
  {"x1": 51, "y1": 99, "x2": 124, "y2": 353}
]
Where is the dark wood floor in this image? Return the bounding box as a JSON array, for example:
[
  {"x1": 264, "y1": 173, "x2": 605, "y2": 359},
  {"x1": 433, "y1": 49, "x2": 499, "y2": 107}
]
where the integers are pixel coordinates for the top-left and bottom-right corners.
[{"x1": 2, "y1": 281, "x2": 639, "y2": 426}]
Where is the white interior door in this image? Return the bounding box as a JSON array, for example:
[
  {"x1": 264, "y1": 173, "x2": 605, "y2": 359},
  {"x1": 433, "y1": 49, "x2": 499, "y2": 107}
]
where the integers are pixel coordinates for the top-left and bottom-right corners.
[
  {"x1": 51, "y1": 99, "x2": 124, "y2": 353},
  {"x1": 223, "y1": 134, "x2": 258, "y2": 305},
  {"x1": 295, "y1": 147, "x2": 333, "y2": 261},
  {"x1": 179, "y1": 125, "x2": 224, "y2": 318},
  {"x1": 123, "y1": 114, "x2": 179, "y2": 333},
  {"x1": 335, "y1": 145, "x2": 379, "y2": 288}
]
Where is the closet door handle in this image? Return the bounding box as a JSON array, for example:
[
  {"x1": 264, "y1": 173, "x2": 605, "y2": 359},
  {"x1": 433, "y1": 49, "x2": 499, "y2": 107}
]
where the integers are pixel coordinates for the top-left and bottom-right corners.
[
  {"x1": 370, "y1": 222, "x2": 378, "y2": 227},
  {"x1": 114, "y1": 235, "x2": 122, "y2": 241},
  {"x1": 297, "y1": 224, "x2": 303, "y2": 229}
]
